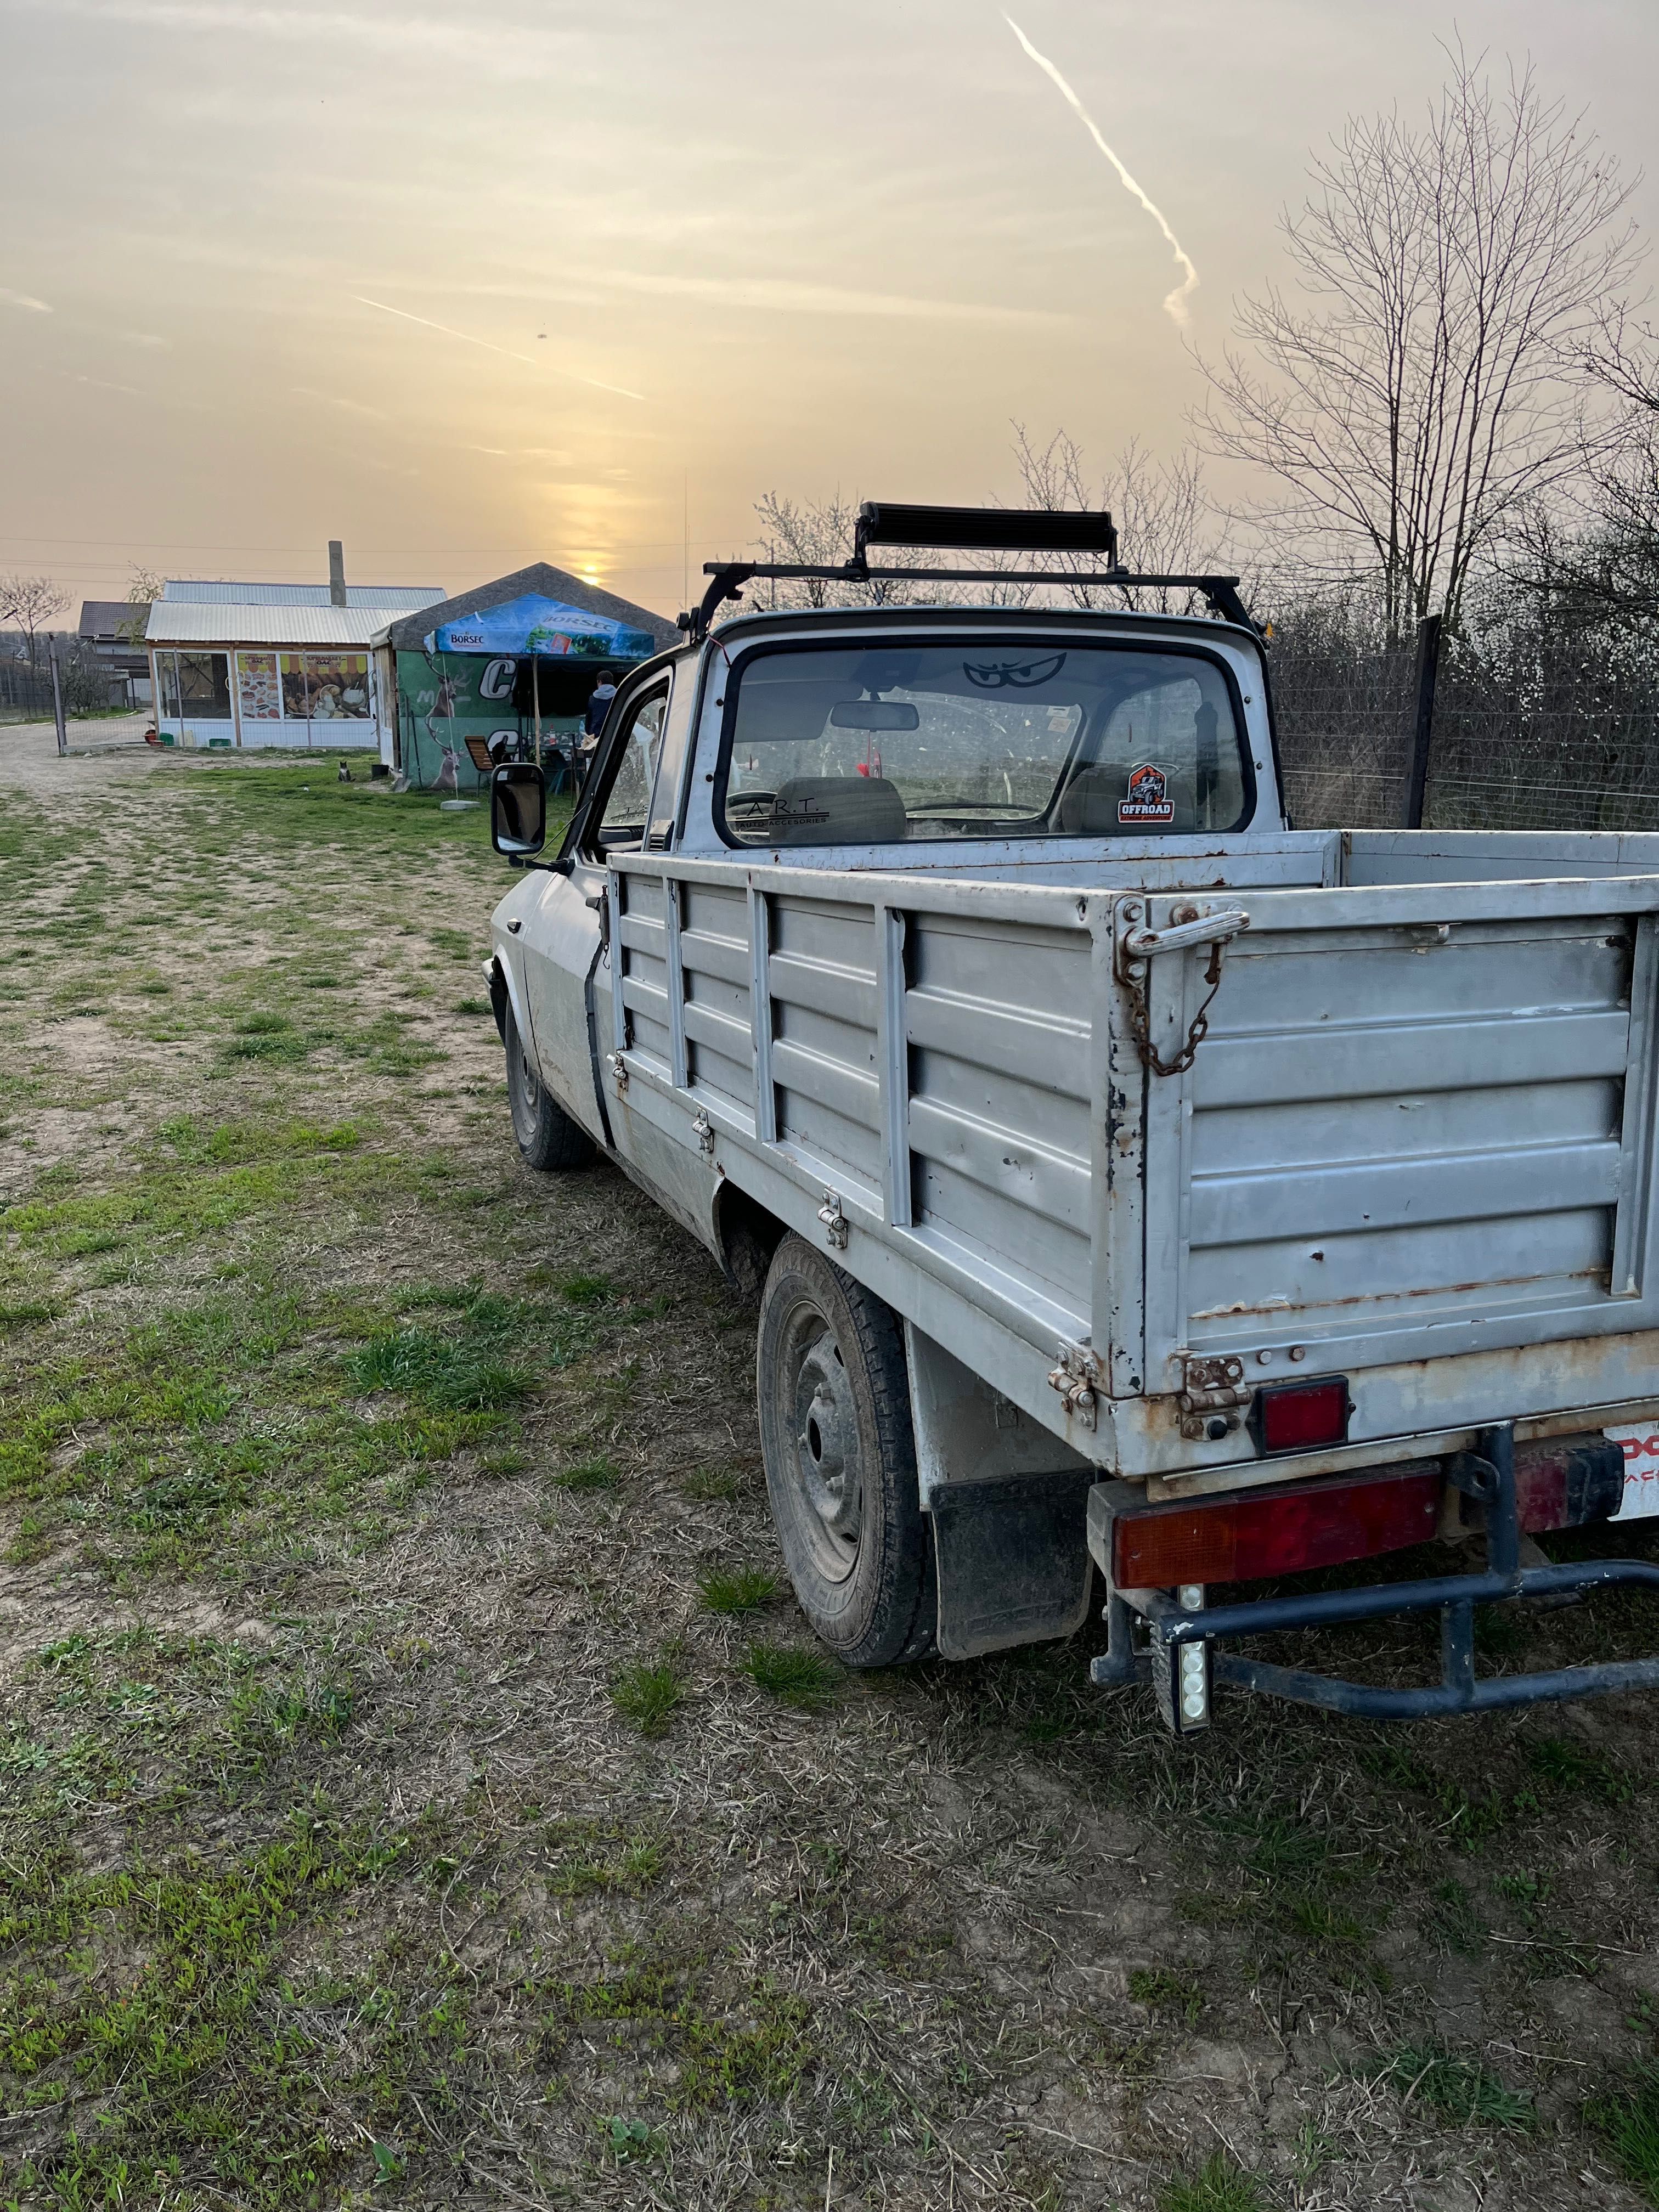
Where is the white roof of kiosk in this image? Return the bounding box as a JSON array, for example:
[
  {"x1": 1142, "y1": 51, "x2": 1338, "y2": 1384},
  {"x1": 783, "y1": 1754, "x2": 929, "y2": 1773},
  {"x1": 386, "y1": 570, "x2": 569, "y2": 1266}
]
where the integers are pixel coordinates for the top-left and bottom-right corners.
[{"x1": 144, "y1": 603, "x2": 422, "y2": 648}]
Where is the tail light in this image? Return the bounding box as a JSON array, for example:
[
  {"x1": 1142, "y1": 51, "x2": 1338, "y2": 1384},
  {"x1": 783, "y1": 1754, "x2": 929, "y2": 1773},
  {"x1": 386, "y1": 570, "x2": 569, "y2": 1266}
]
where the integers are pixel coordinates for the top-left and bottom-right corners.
[
  {"x1": 1249, "y1": 1374, "x2": 1352, "y2": 1455},
  {"x1": 1109, "y1": 1432, "x2": 1628, "y2": 1594},
  {"x1": 1111, "y1": 1463, "x2": 1441, "y2": 1591},
  {"x1": 1509, "y1": 1436, "x2": 1623, "y2": 1531}
]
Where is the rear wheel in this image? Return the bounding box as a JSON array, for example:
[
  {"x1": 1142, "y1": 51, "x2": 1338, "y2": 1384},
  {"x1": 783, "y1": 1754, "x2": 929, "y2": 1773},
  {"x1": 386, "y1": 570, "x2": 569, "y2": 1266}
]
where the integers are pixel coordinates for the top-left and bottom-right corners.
[
  {"x1": 505, "y1": 1003, "x2": 593, "y2": 1172},
  {"x1": 757, "y1": 1234, "x2": 934, "y2": 1667}
]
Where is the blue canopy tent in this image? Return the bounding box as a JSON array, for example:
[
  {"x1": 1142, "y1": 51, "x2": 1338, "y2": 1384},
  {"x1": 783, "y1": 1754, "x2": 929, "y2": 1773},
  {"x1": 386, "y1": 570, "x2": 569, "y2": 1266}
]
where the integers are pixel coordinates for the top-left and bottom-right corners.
[
  {"x1": 382, "y1": 569, "x2": 674, "y2": 790},
  {"x1": 424, "y1": 595, "x2": 659, "y2": 662}
]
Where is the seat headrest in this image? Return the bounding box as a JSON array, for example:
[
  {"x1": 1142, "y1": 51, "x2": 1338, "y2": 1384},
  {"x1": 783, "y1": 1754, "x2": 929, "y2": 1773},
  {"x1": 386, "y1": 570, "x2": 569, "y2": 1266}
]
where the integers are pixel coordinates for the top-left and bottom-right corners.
[{"x1": 768, "y1": 775, "x2": 908, "y2": 846}]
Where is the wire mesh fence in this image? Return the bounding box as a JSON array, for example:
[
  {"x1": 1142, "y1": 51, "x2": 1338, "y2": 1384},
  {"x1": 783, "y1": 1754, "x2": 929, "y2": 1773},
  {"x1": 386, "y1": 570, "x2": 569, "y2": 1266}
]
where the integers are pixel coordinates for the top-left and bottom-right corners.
[
  {"x1": 0, "y1": 664, "x2": 59, "y2": 725},
  {"x1": 1271, "y1": 620, "x2": 1659, "y2": 834}
]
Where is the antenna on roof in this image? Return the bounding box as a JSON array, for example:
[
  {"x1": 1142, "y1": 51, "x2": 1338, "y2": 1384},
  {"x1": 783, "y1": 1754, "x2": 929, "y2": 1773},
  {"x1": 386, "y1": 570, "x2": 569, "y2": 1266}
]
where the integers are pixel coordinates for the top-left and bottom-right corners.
[{"x1": 328, "y1": 541, "x2": 347, "y2": 609}]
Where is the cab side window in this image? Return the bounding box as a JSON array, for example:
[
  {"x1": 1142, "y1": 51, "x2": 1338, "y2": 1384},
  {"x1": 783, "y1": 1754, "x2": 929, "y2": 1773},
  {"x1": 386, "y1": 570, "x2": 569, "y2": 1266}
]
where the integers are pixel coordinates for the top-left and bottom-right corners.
[{"x1": 590, "y1": 687, "x2": 668, "y2": 853}]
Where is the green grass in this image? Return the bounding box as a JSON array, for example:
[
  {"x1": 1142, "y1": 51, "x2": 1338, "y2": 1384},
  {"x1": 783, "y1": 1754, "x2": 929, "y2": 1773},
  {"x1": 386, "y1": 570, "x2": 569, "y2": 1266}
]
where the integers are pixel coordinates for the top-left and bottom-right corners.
[
  {"x1": 744, "y1": 1643, "x2": 841, "y2": 1707},
  {"x1": 612, "y1": 1659, "x2": 685, "y2": 1736},
  {"x1": 1374, "y1": 2043, "x2": 1534, "y2": 2129},
  {"x1": 1425, "y1": 1878, "x2": 1487, "y2": 1956},
  {"x1": 348, "y1": 1286, "x2": 586, "y2": 1412},
  {"x1": 0, "y1": 1807, "x2": 407, "y2": 2205},
  {"x1": 1129, "y1": 1966, "x2": 1204, "y2": 2024},
  {"x1": 552, "y1": 1957, "x2": 815, "y2": 2112},
  {"x1": 1590, "y1": 2062, "x2": 1659, "y2": 2202},
  {"x1": 546, "y1": 1827, "x2": 665, "y2": 1898},
  {"x1": 698, "y1": 1565, "x2": 778, "y2": 1615},
  {"x1": 1527, "y1": 1734, "x2": 1638, "y2": 1804},
  {"x1": 223, "y1": 1011, "x2": 312, "y2": 1064},
  {"x1": 1158, "y1": 2153, "x2": 1271, "y2": 2212},
  {"x1": 554, "y1": 1455, "x2": 620, "y2": 1491},
  {"x1": 351, "y1": 1325, "x2": 532, "y2": 1410},
  {"x1": 680, "y1": 1464, "x2": 743, "y2": 1502}
]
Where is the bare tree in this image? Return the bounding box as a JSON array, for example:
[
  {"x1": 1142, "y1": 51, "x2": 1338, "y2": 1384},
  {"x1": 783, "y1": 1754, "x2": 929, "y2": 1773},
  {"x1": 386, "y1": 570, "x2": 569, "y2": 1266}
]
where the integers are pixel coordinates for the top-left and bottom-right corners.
[
  {"x1": 1196, "y1": 46, "x2": 1639, "y2": 637},
  {"x1": 750, "y1": 491, "x2": 859, "y2": 609},
  {"x1": 748, "y1": 492, "x2": 939, "y2": 612},
  {"x1": 117, "y1": 563, "x2": 165, "y2": 648},
  {"x1": 1569, "y1": 314, "x2": 1659, "y2": 620},
  {"x1": 751, "y1": 447, "x2": 1221, "y2": 620},
  {"x1": 1011, "y1": 427, "x2": 1231, "y2": 611},
  {"x1": 0, "y1": 574, "x2": 70, "y2": 669}
]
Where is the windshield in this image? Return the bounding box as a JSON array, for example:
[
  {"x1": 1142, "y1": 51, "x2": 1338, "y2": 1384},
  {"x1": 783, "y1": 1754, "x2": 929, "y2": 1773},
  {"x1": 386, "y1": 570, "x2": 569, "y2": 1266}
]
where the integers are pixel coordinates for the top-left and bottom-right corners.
[{"x1": 717, "y1": 640, "x2": 1250, "y2": 846}]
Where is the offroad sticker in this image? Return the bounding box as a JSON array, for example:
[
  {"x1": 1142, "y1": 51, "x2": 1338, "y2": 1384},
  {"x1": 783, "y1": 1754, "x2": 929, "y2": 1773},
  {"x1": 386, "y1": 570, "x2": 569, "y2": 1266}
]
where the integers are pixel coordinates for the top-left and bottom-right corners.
[
  {"x1": 1605, "y1": 1422, "x2": 1659, "y2": 1520},
  {"x1": 1118, "y1": 762, "x2": 1175, "y2": 825}
]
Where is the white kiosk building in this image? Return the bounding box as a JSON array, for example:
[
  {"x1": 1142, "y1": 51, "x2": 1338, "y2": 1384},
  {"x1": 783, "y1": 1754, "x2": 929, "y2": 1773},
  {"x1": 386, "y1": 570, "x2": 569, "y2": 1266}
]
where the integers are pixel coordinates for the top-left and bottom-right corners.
[{"x1": 145, "y1": 548, "x2": 442, "y2": 752}]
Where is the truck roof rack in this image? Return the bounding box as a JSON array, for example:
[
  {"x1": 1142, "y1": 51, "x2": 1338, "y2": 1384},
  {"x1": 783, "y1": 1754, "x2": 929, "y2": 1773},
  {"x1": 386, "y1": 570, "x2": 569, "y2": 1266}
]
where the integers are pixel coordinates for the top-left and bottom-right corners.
[{"x1": 681, "y1": 499, "x2": 1256, "y2": 641}]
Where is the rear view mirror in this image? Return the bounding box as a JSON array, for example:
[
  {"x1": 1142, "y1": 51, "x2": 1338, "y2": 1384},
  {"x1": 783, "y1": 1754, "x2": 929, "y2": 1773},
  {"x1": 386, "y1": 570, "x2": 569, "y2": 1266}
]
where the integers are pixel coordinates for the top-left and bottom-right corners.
[
  {"x1": 830, "y1": 699, "x2": 920, "y2": 732},
  {"x1": 491, "y1": 763, "x2": 546, "y2": 855}
]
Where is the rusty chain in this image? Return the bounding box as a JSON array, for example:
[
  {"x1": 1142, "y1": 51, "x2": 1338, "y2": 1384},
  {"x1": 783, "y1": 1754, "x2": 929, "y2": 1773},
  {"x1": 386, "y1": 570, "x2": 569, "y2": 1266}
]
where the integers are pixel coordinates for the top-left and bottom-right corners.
[{"x1": 1125, "y1": 935, "x2": 1229, "y2": 1077}]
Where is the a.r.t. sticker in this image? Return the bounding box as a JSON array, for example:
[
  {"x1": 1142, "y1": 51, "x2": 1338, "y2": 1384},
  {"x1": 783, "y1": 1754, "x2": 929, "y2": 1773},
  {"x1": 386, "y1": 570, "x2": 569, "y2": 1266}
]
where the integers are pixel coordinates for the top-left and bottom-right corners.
[{"x1": 1118, "y1": 762, "x2": 1175, "y2": 826}]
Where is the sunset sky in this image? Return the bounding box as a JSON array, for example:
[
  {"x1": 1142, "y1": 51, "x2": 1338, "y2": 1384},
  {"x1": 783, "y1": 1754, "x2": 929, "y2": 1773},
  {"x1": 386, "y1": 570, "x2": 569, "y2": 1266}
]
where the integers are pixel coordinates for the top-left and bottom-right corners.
[{"x1": 3, "y1": 0, "x2": 1656, "y2": 620}]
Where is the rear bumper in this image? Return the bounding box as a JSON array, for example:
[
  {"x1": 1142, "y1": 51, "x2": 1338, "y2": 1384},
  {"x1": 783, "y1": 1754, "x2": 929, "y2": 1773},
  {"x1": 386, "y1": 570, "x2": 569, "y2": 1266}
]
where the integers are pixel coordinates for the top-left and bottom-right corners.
[{"x1": 1090, "y1": 1426, "x2": 1659, "y2": 1719}]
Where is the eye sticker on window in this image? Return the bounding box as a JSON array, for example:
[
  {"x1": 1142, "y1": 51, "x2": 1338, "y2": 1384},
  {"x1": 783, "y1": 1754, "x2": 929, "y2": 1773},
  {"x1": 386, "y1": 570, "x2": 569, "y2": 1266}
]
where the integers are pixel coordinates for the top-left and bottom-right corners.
[
  {"x1": 963, "y1": 652, "x2": 1066, "y2": 690},
  {"x1": 1118, "y1": 762, "x2": 1175, "y2": 825}
]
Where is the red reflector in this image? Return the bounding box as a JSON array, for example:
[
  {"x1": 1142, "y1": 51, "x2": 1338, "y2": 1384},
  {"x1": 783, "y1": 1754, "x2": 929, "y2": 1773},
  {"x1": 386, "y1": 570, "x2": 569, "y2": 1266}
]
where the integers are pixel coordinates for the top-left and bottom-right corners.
[
  {"x1": 1112, "y1": 1464, "x2": 1441, "y2": 1590},
  {"x1": 1252, "y1": 1375, "x2": 1351, "y2": 1455}
]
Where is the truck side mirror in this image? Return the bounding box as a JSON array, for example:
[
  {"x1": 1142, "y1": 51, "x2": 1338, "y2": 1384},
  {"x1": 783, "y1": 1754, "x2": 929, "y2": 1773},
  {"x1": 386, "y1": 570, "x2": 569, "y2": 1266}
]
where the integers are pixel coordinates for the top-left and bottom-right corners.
[{"x1": 491, "y1": 763, "x2": 546, "y2": 856}]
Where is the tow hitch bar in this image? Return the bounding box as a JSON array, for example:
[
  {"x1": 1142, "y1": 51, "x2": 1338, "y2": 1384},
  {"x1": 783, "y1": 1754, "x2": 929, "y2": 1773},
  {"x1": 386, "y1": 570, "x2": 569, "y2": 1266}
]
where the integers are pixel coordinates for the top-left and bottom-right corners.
[{"x1": 1091, "y1": 1427, "x2": 1659, "y2": 1720}]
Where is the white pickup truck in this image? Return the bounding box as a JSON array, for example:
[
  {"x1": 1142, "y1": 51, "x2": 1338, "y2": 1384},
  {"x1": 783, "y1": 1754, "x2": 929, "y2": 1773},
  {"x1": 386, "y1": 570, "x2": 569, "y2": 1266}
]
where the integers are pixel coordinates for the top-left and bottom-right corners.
[{"x1": 483, "y1": 503, "x2": 1659, "y2": 1731}]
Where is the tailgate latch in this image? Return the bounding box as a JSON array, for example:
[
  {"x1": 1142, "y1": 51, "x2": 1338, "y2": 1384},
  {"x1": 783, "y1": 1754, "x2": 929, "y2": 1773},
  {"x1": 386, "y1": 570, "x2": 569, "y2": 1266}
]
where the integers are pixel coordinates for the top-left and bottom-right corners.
[
  {"x1": 1177, "y1": 1354, "x2": 1251, "y2": 1441},
  {"x1": 1115, "y1": 900, "x2": 1250, "y2": 1079}
]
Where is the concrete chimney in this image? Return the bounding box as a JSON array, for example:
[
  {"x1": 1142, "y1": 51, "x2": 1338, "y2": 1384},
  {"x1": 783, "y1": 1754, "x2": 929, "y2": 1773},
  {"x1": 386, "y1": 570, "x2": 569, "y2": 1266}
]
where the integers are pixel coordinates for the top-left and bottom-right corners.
[{"x1": 328, "y1": 540, "x2": 347, "y2": 608}]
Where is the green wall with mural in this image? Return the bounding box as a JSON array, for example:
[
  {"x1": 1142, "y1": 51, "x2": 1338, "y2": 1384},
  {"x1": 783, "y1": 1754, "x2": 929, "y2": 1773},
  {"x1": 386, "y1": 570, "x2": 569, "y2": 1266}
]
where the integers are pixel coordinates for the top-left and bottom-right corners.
[{"x1": 396, "y1": 651, "x2": 601, "y2": 790}]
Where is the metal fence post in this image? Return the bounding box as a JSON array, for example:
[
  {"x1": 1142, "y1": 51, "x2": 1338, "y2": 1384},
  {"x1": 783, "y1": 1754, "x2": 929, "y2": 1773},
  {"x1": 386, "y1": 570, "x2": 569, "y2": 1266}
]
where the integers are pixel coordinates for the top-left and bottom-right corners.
[
  {"x1": 49, "y1": 636, "x2": 67, "y2": 758},
  {"x1": 1402, "y1": 612, "x2": 1443, "y2": 830}
]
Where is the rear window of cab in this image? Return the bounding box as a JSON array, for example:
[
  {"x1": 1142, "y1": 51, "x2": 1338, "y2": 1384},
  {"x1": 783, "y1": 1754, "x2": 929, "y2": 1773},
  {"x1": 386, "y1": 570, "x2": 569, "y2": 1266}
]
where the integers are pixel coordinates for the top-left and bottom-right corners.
[{"x1": 714, "y1": 638, "x2": 1252, "y2": 847}]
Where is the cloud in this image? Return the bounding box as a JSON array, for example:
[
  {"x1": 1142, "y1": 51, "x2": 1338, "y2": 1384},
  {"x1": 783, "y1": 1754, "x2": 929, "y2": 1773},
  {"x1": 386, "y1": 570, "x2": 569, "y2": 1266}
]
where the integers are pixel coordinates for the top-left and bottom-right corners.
[
  {"x1": 454, "y1": 270, "x2": 1071, "y2": 329},
  {"x1": 1, "y1": 287, "x2": 52, "y2": 313},
  {"x1": 13, "y1": 0, "x2": 584, "y2": 77},
  {"x1": 291, "y1": 384, "x2": 389, "y2": 419},
  {"x1": 123, "y1": 330, "x2": 170, "y2": 348},
  {"x1": 461, "y1": 445, "x2": 575, "y2": 462},
  {"x1": 72, "y1": 373, "x2": 142, "y2": 394}
]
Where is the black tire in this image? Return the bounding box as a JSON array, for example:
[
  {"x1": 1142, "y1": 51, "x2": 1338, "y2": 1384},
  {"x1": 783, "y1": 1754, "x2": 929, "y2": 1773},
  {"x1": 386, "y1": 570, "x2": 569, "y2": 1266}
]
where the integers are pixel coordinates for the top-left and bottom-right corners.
[
  {"x1": 504, "y1": 1003, "x2": 593, "y2": 1172},
  {"x1": 757, "y1": 1234, "x2": 934, "y2": 1667}
]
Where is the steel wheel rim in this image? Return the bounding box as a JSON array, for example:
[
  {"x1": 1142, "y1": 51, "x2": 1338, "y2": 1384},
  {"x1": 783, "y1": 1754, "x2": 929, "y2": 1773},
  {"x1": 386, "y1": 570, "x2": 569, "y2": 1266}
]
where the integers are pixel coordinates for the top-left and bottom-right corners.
[
  {"x1": 778, "y1": 1293, "x2": 862, "y2": 1584},
  {"x1": 511, "y1": 1036, "x2": 540, "y2": 1139}
]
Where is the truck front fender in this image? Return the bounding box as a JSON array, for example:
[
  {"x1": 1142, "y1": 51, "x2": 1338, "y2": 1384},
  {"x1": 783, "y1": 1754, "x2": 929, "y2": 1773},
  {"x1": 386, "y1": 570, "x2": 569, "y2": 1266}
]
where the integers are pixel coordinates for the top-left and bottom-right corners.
[{"x1": 483, "y1": 952, "x2": 524, "y2": 1048}]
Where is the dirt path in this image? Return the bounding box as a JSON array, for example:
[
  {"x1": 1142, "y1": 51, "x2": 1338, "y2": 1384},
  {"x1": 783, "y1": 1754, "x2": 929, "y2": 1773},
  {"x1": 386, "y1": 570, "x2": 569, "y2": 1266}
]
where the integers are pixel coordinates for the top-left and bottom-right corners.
[{"x1": 3, "y1": 743, "x2": 1658, "y2": 2212}]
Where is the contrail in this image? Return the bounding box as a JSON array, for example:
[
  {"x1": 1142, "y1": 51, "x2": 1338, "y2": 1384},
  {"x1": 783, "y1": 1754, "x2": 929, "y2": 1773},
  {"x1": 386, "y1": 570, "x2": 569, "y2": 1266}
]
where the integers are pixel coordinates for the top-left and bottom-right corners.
[
  {"x1": 354, "y1": 296, "x2": 645, "y2": 402},
  {"x1": 1002, "y1": 14, "x2": 1198, "y2": 328}
]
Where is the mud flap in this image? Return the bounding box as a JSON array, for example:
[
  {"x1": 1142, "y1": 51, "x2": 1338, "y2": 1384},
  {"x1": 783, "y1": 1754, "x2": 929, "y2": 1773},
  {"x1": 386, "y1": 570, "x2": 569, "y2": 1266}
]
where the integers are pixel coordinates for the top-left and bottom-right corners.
[{"x1": 928, "y1": 1472, "x2": 1096, "y2": 1660}]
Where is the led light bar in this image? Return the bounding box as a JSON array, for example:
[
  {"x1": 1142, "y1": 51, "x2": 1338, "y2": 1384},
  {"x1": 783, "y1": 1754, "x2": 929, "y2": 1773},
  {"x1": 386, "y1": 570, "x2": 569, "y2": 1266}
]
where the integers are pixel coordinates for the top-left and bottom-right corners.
[{"x1": 854, "y1": 500, "x2": 1119, "y2": 561}]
